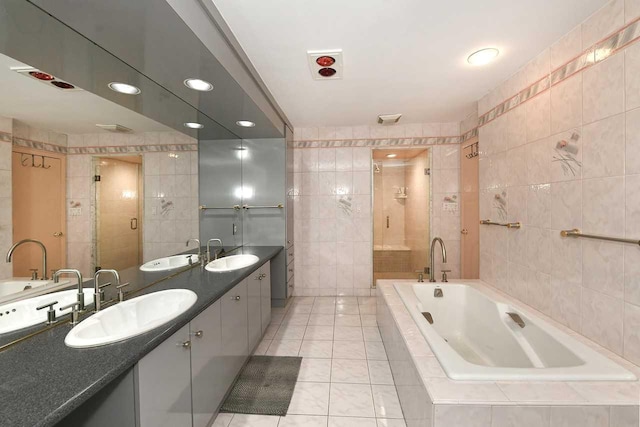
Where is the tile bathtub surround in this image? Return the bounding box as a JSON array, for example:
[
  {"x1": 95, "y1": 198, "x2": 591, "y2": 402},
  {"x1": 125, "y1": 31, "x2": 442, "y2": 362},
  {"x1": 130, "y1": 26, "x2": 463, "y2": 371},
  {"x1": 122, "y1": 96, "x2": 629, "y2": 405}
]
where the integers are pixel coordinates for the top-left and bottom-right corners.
[
  {"x1": 293, "y1": 123, "x2": 462, "y2": 297},
  {"x1": 376, "y1": 280, "x2": 640, "y2": 427},
  {"x1": 477, "y1": 0, "x2": 640, "y2": 365}
]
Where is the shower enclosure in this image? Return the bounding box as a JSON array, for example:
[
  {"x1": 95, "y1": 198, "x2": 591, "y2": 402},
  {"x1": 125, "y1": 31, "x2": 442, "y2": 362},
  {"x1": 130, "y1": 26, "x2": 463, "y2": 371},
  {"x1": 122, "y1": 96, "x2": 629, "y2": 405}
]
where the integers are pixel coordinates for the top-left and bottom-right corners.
[{"x1": 372, "y1": 148, "x2": 430, "y2": 284}]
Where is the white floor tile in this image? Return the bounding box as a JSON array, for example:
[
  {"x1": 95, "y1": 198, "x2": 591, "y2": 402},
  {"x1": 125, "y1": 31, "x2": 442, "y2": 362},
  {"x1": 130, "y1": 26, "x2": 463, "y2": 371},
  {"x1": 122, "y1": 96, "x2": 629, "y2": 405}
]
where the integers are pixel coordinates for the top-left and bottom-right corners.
[
  {"x1": 212, "y1": 413, "x2": 233, "y2": 427},
  {"x1": 376, "y1": 418, "x2": 407, "y2": 427},
  {"x1": 308, "y1": 314, "x2": 335, "y2": 326},
  {"x1": 334, "y1": 326, "x2": 364, "y2": 341},
  {"x1": 228, "y1": 414, "x2": 279, "y2": 427},
  {"x1": 336, "y1": 304, "x2": 360, "y2": 315},
  {"x1": 365, "y1": 341, "x2": 388, "y2": 360},
  {"x1": 362, "y1": 327, "x2": 382, "y2": 342},
  {"x1": 371, "y1": 385, "x2": 404, "y2": 419},
  {"x1": 367, "y1": 360, "x2": 394, "y2": 385},
  {"x1": 335, "y1": 314, "x2": 362, "y2": 327},
  {"x1": 265, "y1": 340, "x2": 302, "y2": 356},
  {"x1": 275, "y1": 325, "x2": 307, "y2": 340},
  {"x1": 299, "y1": 340, "x2": 334, "y2": 358},
  {"x1": 336, "y1": 297, "x2": 359, "y2": 305},
  {"x1": 299, "y1": 358, "x2": 332, "y2": 382},
  {"x1": 329, "y1": 383, "x2": 376, "y2": 417},
  {"x1": 288, "y1": 382, "x2": 331, "y2": 415},
  {"x1": 304, "y1": 325, "x2": 334, "y2": 340},
  {"x1": 254, "y1": 339, "x2": 271, "y2": 355},
  {"x1": 278, "y1": 415, "x2": 328, "y2": 427},
  {"x1": 282, "y1": 313, "x2": 311, "y2": 326},
  {"x1": 312, "y1": 305, "x2": 336, "y2": 314},
  {"x1": 331, "y1": 358, "x2": 370, "y2": 383},
  {"x1": 293, "y1": 297, "x2": 316, "y2": 305},
  {"x1": 361, "y1": 315, "x2": 378, "y2": 326},
  {"x1": 332, "y1": 340, "x2": 367, "y2": 359},
  {"x1": 329, "y1": 416, "x2": 377, "y2": 427}
]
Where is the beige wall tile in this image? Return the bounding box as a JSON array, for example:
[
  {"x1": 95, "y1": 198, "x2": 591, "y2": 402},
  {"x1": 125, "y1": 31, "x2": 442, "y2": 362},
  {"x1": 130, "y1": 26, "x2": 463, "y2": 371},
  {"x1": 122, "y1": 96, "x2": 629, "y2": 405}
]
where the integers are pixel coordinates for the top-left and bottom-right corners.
[
  {"x1": 582, "y1": 288, "x2": 624, "y2": 354},
  {"x1": 582, "y1": 0, "x2": 624, "y2": 47},
  {"x1": 583, "y1": 54, "x2": 625, "y2": 124}
]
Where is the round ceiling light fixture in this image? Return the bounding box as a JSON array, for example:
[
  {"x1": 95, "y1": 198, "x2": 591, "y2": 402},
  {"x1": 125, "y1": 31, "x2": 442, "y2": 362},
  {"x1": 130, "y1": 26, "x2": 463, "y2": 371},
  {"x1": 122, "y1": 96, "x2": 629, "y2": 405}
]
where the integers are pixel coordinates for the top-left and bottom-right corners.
[
  {"x1": 386, "y1": 154, "x2": 397, "y2": 158},
  {"x1": 318, "y1": 67, "x2": 337, "y2": 77},
  {"x1": 467, "y1": 48, "x2": 500, "y2": 66},
  {"x1": 316, "y1": 56, "x2": 336, "y2": 67},
  {"x1": 108, "y1": 82, "x2": 141, "y2": 95},
  {"x1": 184, "y1": 78, "x2": 213, "y2": 92},
  {"x1": 236, "y1": 120, "x2": 256, "y2": 128},
  {"x1": 29, "y1": 71, "x2": 55, "y2": 81},
  {"x1": 184, "y1": 122, "x2": 204, "y2": 129}
]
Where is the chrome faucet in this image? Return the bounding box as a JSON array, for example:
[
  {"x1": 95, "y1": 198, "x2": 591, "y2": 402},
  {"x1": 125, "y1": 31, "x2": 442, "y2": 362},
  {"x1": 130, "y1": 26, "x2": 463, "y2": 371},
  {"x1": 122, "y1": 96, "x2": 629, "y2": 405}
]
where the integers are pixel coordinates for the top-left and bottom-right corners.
[
  {"x1": 206, "y1": 238, "x2": 223, "y2": 263},
  {"x1": 6, "y1": 239, "x2": 48, "y2": 280},
  {"x1": 429, "y1": 237, "x2": 447, "y2": 282},
  {"x1": 53, "y1": 269, "x2": 85, "y2": 311},
  {"x1": 94, "y1": 269, "x2": 120, "y2": 312},
  {"x1": 186, "y1": 238, "x2": 202, "y2": 260}
]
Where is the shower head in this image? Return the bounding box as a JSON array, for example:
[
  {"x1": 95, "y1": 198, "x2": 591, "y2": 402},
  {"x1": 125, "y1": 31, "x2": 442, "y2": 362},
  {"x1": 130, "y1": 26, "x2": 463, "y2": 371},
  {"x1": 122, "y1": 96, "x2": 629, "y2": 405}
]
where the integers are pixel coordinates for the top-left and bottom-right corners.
[{"x1": 374, "y1": 163, "x2": 381, "y2": 173}]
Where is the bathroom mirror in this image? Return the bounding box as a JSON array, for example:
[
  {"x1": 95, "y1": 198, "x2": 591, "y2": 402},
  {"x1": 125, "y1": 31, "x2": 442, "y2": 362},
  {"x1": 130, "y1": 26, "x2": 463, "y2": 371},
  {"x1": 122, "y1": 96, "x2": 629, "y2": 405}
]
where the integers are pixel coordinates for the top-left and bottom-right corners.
[{"x1": 372, "y1": 148, "x2": 432, "y2": 284}]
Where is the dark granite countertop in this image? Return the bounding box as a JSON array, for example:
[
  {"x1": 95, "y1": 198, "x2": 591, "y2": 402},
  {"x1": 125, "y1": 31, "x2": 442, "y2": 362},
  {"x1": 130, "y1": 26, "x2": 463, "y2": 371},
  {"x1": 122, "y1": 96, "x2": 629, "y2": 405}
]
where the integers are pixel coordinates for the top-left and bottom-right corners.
[{"x1": 0, "y1": 246, "x2": 283, "y2": 427}]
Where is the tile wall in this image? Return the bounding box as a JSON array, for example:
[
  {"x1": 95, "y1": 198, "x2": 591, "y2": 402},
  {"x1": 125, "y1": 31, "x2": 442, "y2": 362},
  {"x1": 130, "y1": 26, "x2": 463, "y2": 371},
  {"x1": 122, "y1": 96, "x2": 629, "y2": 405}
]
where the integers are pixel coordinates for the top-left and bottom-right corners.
[
  {"x1": 0, "y1": 116, "x2": 12, "y2": 279},
  {"x1": 478, "y1": 0, "x2": 640, "y2": 365},
  {"x1": 293, "y1": 123, "x2": 461, "y2": 297}
]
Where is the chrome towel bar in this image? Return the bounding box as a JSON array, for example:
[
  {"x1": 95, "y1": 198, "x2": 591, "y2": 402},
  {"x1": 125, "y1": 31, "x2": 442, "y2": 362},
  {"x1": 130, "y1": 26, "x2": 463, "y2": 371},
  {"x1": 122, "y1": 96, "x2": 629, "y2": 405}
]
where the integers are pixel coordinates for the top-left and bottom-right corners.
[
  {"x1": 199, "y1": 204, "x2": 283, "y2": 210},
  {"x1": 560, "y1": 228, "x2": 640, "y2": 246},
  {"x1": 480, "y1": 219, "x2": 522, "y2": 229}
]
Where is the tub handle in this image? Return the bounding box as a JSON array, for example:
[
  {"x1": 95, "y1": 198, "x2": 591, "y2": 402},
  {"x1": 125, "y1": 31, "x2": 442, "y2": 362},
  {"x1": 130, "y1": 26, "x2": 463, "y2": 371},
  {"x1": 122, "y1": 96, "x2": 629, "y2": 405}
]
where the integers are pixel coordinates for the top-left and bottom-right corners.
[
  {"x1": 507, "y1": 312, "x2": 525, "y2": 328},
  {"x1": 422, "y1": 312, "x2": 434, "y2": 324}
]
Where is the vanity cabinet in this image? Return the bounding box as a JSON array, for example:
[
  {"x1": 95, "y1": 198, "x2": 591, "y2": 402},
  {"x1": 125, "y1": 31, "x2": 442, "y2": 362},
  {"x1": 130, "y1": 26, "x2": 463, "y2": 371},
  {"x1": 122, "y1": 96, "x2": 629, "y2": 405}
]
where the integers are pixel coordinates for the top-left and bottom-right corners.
[
  {"x1": 249, "y1": 260, "x2": 271, "y2": 348},
  {"x1": 260, "y1": 261, "x2": 272, "y2": 334},
  {"x1": 221, "y1": 279, "x2": 249, "y2": 377}
]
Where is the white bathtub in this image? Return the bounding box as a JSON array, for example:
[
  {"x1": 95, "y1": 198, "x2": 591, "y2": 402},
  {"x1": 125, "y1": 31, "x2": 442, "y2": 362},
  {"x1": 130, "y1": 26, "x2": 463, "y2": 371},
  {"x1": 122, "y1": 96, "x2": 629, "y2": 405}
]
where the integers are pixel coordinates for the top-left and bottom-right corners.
[{"x1": 395, "y1": 282, "x2": 636, "y2": 381}]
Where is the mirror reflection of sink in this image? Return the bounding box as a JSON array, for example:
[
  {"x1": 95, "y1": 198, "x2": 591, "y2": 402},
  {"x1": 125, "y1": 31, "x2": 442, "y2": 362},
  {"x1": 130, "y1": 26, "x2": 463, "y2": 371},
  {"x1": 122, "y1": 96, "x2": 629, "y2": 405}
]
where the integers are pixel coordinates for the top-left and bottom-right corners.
[
  {"x1": 139, "y1": 254, "x2": 199, "y2": 272},
  {"x1": 0, "y1": 289, "x2": 93, "y2": 335},
  {"x1": 0, "y1": 279, "x2": 52, "y2": 298},
  {"x1": 64, "y1": 289, "x2": 198, "y2": 348},
  {"x1": 205, "y1": 254, "x2": 260, "y2": 273}
]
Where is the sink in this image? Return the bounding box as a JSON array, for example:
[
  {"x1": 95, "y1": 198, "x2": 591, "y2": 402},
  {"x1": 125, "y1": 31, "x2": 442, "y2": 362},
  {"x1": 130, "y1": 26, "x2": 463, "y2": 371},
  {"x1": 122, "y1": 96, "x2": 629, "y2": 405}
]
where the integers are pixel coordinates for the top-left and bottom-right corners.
[
  {"x1": 64, "y1": 289, "x2": 197, "y2": 348},
  {"x1": 0, "y1": 289, "x2": 93, "y2": 334},
  {"x1": 205, "y1": 254, "x2": 260, "y2": 273},
  {"x1": 140, "y1": 254, "x2": 199, "y2": 272},
  {"x1": 0, "y1": 279, "x2": 51, "y2": 298}
]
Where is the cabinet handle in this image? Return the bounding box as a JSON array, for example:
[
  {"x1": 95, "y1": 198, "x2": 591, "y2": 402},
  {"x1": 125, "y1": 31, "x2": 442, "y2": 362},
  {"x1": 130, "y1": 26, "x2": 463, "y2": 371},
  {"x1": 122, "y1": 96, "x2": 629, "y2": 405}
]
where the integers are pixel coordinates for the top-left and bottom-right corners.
[
  {"x1": 181, "y1": 340, "x2": 191, "y2": 348},
  {"x1": 232, "y1": 295, "x2": 241, "y2": 301},
  {"x1": 194, "y1": 330, "x2": 204, "y2": 338}
]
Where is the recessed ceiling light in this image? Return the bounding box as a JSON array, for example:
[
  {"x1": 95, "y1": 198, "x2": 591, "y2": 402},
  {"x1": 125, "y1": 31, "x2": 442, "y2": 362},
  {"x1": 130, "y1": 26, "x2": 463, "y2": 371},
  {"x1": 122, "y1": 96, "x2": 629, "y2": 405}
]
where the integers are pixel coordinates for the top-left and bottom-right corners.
[
  {"x1": 386, "y1": 154, "x2": 397, "y2": 158},
  {"x1": 236, "y1": 120, "x2": 256, "y2": 128},
  {"x1": 108, "y1": 82, "x2": 141, "y2": 95},
  {"x1": 184, "y1": 78, "x2": 213, "y2": 92},
  {"x1": 184, "y1": 122, "x2": 204, "y2": 129},
  {"x1": 467, "y1": 48, "x2": 500, "y2": 66}
]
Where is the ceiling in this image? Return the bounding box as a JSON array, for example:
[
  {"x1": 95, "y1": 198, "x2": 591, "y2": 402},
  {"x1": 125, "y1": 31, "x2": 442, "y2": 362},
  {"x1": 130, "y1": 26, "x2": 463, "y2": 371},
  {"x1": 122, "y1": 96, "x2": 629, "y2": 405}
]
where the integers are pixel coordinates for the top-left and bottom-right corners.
[
  {"x1": 210, "y1": 0, "x2": 608, "y2": 127},
  {"x1": 0, "y1": 53, "x2": 173, "y2": 135}
]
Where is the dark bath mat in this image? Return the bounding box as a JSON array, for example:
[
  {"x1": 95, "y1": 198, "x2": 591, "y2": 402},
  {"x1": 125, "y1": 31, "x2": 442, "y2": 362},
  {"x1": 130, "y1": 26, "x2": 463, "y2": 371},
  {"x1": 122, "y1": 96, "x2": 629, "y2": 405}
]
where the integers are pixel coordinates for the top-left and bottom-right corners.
[{"x1": 220, "y1": 355, "x2": 302, "y2": 416}]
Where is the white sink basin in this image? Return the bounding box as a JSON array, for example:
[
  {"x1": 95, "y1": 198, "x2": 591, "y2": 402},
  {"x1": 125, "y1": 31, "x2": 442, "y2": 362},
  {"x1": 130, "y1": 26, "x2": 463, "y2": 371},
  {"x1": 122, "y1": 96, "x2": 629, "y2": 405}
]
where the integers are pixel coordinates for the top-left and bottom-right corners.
[
  {"x1": 0, "y1": 279, "x2": 51, "y2": 298},
  {"x1": 205, "y1": 254, "x2": 260, "y2": 273},
  {"x1": 0, "y1": 289, "x2": 93, "y2": 335},
  {"x1": 65, "y1": 289, "x2": 197, "y2": 348},
  {"x1": 140, "y1": 254, "x2": 199, "y2": 272}
]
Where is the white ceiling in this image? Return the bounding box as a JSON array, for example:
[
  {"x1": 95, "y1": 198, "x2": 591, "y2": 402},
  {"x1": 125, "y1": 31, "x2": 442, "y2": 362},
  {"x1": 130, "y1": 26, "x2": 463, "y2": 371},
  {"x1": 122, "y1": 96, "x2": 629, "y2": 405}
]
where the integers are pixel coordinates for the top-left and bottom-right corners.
[
  {"x1": 210, "y1": 0, "x2": 608, "y2": 127},
  {"x1": 0, "y1": 53, "x2": 173, "y2": 135}
]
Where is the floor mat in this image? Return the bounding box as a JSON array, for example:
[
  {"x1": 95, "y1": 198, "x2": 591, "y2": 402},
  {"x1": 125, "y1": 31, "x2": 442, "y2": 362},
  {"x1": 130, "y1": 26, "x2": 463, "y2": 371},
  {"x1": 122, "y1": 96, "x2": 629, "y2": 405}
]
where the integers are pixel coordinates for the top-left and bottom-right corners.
[{"x1": 220, "y1": 355, "x2": 302, "y2": 416}]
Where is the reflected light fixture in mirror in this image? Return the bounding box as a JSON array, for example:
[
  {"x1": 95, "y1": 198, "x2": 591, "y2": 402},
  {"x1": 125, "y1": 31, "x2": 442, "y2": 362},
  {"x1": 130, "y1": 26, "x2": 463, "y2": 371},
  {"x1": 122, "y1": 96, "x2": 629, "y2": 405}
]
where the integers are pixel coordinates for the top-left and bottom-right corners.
[
  {"x1": 236, "y1": 120, "x2": 256, "y2": 127},
  {"x1": 184, "y1": 122, "x2": 204, "y2": 129},
  {"x1": 184, "y1": 78, "x2": 213, "y2": 91},
  {"x1": 386, "y1": 153, "x2": 397, "y2": 158},
  {"x1": 235, "y1": 147, "x2": 249, "y2": 160},
  {"x1": 234, "y1": 186, "x2": 254, "y2": 199},
  {"x1": 108, "y1": 82, "x2": 141, "y2": 95}
]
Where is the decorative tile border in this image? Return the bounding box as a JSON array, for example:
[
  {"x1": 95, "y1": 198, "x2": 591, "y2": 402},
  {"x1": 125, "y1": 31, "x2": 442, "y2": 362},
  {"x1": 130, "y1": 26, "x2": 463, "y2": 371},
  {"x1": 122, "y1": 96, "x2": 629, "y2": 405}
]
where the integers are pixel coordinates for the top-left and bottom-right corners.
[
  {"x1": 293, "y1": 135, "x2": 461, "y2": 148},
  {"x1": 12, "y1": 137, "x2": 68, "y2": 154},
  {"x1": 0, "y1": 131, "x2": 11, "y2": 143},
  {"x1": 479, "y1": 17, "x2": 640, "y2": 128},
  {"x1": 12, "y1": 136, "x2": 197, "y2": 155},
  {"x1": 460, "y1": 127, "x2": 478, "y2": 143}
]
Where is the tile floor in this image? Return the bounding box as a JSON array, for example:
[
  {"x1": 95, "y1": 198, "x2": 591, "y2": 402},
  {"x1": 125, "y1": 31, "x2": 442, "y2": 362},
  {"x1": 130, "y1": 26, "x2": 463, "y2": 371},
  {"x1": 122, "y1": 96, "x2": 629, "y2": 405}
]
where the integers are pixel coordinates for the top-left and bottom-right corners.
[{"x1": 213, "y1": 296, "x2": 407, "y2": 427}]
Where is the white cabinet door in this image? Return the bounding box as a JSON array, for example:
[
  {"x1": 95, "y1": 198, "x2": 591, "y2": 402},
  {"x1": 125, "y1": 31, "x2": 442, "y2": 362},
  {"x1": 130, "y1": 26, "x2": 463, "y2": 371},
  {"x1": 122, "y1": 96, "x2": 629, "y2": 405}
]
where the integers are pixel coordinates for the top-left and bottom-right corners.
[
  {"x1": 260, "y1": 261, "x2": 271, "y2": 334},
  {"x1": 136, "y1": 324, "x2": 192, "y2": 427},
  {"x1": 221, "y1": 280, "x2": 249, "y2": 381},
  {"x1": 248, "y1": 271, "x2": 262, "y2": 350},
  {"x1": 190, "y1": 300, "x2": 224, "y2": 427}
]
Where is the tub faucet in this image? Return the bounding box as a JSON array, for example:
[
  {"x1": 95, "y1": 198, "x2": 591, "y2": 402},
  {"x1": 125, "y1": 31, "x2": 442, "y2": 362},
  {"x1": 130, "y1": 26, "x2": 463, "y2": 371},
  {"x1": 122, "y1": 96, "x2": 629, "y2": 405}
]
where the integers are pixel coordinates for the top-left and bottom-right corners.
[
  {"x1": 53, "y1": 269, "x2": 85, "y2": 311},
  {"x1": 6, "y1": 239, "x2": 48, "y2": 280},
  {"x1": 206, "y1": 238, "x2": 223, "y2": 263},
  {"x1": 429, "y1": 237, "x2": 447, "y2": 282},
  {"x1": 94, "y1": 269, "x2": 120, "y2": 312},
  {"x1": 186, "y1": 238, "x2": 202, "y2": 260}
]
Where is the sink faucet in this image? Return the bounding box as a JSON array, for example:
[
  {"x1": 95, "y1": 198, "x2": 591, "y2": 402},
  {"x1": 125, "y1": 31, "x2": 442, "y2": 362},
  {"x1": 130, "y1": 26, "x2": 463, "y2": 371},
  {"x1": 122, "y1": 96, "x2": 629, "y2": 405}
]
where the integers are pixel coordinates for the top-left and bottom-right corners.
[
  {"x1": 94, "y1": 269, "x2": 120, "y2": 312},
  {"x1": 53, "y1": 269, "x2": 85, "y2": 311},
  {"x1": 206, "y1": 238, "x2": 223, "y2": 263},
  {"x1": 429, "y1": 237, "x2": 447, "y2": 283},
  {"x1": 6, "y1": 239, "x2": 48, "y2": 280},
  {"x1": 186, "y1": 238, "x2": 202, "y2": 260}
]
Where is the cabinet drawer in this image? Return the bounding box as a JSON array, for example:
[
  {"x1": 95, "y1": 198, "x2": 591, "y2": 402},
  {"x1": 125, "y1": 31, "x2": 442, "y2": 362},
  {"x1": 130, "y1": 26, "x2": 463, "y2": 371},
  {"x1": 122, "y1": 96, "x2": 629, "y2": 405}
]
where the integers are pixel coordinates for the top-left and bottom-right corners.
[
  {"x1": 286, "y1": 246, "x2": 294, "y2": 265},
  {"x1": 287, "y1": 260, "x2": 294, "y2": 283},
  {"x1": 287, "y1": 275, "x2": 295, "y2": 297}
]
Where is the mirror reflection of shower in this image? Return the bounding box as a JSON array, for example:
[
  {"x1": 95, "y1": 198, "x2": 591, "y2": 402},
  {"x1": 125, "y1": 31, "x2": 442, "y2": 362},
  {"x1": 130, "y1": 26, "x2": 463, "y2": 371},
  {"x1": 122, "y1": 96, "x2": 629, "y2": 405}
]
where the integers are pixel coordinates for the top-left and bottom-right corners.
[{"x1": 372, "y1": 148, "x2": 430, "y2": 284}]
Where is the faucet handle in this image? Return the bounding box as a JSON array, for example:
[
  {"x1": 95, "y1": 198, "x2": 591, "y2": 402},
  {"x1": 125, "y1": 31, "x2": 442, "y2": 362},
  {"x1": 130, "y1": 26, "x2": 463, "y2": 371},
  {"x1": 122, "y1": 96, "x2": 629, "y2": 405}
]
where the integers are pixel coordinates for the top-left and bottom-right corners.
[
  {"x1": 36, "y1": 300, "x2": 59, "y2": 324},
  {"x1": 97, "y1": 282, "x2": 112, "y2": 301},
  {"x1": 59, "y1": 301, "x2": 81, "y2": 325},
  {"x1": 441, "y1": 269, "x2": 451, "y2": 283},
  {"x1": 116, "y1": 282, "x2": 130, "y2": 302},
  {"x1": 29, "y1": 269, "x2": 39, "y2": 280}
]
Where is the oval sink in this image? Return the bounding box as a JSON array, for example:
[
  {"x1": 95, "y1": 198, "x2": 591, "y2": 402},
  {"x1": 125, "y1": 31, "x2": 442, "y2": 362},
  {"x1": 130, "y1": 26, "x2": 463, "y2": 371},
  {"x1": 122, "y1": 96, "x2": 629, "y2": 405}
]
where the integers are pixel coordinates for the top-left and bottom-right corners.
[
  {"x1": 65, "y1": 289, "x2": 197, "y2": 348},
  {"x1": 0, "y1": 289, "x2": 93, "y2": 335},
  {"x1": 140, "y1": 254, "x2": 199, "y2": 272},
  {"x1": 205, "y1": 254, "x2": 260, "y2": 273}
]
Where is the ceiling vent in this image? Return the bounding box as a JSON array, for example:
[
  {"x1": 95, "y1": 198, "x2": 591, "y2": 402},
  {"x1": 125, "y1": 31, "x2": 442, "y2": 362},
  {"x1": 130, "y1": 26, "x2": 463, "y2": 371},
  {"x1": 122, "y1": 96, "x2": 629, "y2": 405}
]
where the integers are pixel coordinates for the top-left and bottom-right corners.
[
  {"x1": 96, "y1": 124, "x2": 133, "y2": 133},
  {"x1": 378, "y1": 114, "x2": 402, "y2": 125},
  {"x1": 11, "y1": 66, "x2": 82, "y2": 91},
  {"x1": 307, "y1": 50, "x2": 343, "y2": 80}
]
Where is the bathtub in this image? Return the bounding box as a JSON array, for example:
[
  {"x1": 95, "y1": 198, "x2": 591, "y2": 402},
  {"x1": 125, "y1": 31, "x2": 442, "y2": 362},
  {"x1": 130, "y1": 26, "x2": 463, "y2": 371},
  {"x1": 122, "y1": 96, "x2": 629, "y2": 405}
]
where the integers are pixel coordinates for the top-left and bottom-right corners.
[{"x1": 395, "y1": 282, "x2": 636, "y2": 381}]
